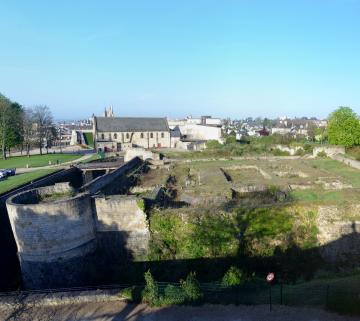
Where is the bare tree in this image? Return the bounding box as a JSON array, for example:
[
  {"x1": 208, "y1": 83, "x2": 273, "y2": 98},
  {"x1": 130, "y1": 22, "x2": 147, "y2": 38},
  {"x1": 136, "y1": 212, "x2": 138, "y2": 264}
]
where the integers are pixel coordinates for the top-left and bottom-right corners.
[
  {"x1": 32, "y1": 105, "x2": 53, "y2": 155},
  {"x1": 45, "y1": 125, "x2": 57, "y2": 154},
  {"x1": 22, "y1": 108, "x2": 35, "y2": 156}
]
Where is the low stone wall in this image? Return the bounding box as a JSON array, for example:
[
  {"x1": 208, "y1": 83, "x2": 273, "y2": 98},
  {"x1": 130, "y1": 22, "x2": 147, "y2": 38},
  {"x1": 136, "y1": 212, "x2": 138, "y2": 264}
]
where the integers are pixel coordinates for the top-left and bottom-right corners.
[
  {"x1": 274, "y1": 145, "x2": 304, "y2": 156},
  {"x1": 124, "y1": 148, "x2": 160, "y2": 162},
  {"x1": 0, "y1": 288, "x2": 126, "y2": 307}
]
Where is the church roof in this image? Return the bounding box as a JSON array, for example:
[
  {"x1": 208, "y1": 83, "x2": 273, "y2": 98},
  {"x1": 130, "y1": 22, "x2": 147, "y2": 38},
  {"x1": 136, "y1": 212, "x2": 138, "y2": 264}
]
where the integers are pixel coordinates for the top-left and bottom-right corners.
[{"x1": 95, "y1": 117, "x2": 169, "y2": 132}]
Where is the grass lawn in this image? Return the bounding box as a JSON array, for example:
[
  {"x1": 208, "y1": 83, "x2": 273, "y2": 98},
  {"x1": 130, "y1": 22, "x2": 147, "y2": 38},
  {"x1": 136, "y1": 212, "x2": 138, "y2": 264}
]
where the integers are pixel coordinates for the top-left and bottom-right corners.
[
  {"x1": 84, "y1": 132, "x2": 94, "y2": 147},
  {"x1": 80, "y1": 153, "x2": 101, "y2": 163},
  {"x1": 0, "y1": 169, "x2": 58, "y2": 194},
  {"x1": 310, "y1": 158, "x2": 360, "y2": 188},
  {"x1": 0, "y1": 153, "x2": 83, "y2": 168}
]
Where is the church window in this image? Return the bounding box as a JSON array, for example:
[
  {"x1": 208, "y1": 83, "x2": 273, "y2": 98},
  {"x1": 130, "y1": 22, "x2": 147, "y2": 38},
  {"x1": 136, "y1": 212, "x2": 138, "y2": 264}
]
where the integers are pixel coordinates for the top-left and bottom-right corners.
[
  {"x1": 114, "y1": 133, "x2": 117, "y2": 139},
  {"x1": 150, "y1": 133, "x2": 154, "y2": 138},
  {"x1": 140, "y1": 133, "x2": 144, "y2": 139}
]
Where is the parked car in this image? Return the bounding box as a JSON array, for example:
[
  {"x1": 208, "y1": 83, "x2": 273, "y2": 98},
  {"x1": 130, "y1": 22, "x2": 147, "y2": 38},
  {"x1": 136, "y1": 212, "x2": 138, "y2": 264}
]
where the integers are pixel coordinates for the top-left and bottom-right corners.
[
  {"x1": 0, "y1": 170, "x2": 7, "y2": 179},
  {"x1": 5, "y1": 168, "x2": 16, "y2": 176},
  {"x1": 0, "y1": 168, "x2": 16, "y2": 180}
]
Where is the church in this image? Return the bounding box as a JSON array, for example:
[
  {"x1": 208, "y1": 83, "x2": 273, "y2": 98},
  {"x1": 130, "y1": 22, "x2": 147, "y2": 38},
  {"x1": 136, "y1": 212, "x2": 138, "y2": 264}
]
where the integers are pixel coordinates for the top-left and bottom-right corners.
[{"x1": 93, "y1": 107, "x2": 172, "y2": 152}]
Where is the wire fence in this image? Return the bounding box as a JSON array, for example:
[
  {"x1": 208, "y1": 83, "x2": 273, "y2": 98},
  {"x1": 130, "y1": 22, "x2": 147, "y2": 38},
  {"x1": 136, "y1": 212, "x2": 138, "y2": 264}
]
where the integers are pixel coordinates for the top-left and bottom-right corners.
[{"x1": 0, "y1": 281, "x2": 359, "y2": 315}]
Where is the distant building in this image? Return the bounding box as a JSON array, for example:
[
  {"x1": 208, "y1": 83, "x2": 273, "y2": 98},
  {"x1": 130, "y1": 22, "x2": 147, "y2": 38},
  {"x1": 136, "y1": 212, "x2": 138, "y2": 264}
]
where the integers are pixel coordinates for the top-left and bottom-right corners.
[
  {"x1": 93, "y1": 116, "x2": 171, "y2": 152},
  {"x1": 168, "y1": 115, "x2": 223, "y2": 143}
]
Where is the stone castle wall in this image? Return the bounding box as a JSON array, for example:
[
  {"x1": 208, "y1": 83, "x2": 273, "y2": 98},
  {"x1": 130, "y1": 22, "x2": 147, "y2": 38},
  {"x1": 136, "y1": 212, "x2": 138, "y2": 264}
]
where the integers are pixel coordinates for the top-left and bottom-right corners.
[
  {"x1": 95, "y1": 195, "x2": 150, "y2": 260},
  {"x1": 6, "y1": 184, "x2": 96, "y2": 289}
]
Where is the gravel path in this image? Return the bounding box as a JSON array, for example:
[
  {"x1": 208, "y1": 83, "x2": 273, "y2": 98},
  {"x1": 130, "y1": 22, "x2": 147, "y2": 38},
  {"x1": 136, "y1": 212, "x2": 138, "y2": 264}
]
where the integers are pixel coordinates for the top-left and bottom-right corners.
[{"x1": 1, "y1": 302, "x2": 358, "y2": 321}]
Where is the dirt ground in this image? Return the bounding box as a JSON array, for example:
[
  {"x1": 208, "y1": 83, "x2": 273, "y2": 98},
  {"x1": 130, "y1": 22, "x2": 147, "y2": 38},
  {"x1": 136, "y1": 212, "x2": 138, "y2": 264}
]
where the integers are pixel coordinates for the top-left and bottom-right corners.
[{"x1": 1, "y1": 302, "x2": 359, "y2": 321}]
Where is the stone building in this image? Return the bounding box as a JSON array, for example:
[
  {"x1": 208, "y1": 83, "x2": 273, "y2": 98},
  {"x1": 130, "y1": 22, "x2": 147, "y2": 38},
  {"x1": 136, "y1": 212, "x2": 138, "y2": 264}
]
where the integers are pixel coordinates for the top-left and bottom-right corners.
[{"x1": 93, "y1": 116, "x2": 171, "y2": 151}]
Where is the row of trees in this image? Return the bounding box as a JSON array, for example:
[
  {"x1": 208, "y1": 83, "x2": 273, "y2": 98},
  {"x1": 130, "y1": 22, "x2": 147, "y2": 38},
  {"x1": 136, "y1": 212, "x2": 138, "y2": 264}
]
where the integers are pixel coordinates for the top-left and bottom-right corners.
[{"x1": 0, "y1": 93, "x2": 55, "y2": 159}]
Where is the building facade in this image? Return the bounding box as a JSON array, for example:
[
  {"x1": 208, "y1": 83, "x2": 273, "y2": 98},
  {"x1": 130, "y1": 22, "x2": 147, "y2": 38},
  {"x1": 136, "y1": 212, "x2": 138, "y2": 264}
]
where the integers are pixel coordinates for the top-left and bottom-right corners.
[{"x1": 94, "y1": 116, "x2": 171, "y2": 151}]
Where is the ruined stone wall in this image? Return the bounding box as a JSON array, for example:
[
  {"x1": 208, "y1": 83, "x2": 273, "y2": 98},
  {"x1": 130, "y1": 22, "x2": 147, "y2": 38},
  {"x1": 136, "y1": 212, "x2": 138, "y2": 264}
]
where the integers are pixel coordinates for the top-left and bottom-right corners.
[
  {"x1": 316, "y1": 204, "x2": 360, "y2": 265},
  {"x1": 80, "y1": 156, "x2": 142, "y2": 194},
  {"x1": 274, "y1": 144, "x2": 304, "y2": 155},
  {"x1": 95, "y1": 195, "x2": 150, "y2": 260},
  {"x1": 313, "y1": 146, "x2": 345, "y2": 156},
  {"x1": 6, "y1": 185, "x2": 96, "y2": 289}
]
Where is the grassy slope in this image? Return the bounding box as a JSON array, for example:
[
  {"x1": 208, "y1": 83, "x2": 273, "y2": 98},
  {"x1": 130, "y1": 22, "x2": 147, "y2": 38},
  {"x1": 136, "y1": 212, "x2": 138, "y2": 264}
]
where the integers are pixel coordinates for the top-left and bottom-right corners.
[
  {"x1": 0, "y1": 153, "x2": 82, "y2": 168},
  {"x1": 0, "y1": 169, "x2": 58, "y2": 194},
  {"x1": 83, "y1": 132, "x2": 94, "y2": 147}
]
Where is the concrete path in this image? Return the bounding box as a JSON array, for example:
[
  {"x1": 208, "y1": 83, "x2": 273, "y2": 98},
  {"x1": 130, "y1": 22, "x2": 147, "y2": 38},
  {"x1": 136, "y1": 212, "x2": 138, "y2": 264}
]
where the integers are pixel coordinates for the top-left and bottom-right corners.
[
  {"x1": 0, "y1": 302, "x2": 357, "y2": 321},
  {"x1": 331, "y1": 154, "x2": 360, "y2": 170},
  {"x1": 15, "y1": 154, "x2": 94, "y2": 174}
]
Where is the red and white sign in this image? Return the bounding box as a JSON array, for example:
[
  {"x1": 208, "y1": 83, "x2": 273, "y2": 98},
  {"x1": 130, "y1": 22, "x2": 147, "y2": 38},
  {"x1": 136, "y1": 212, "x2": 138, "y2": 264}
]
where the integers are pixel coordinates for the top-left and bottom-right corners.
[{"x1": 266, "y1": 272, "x2": 275, "y2": 283}]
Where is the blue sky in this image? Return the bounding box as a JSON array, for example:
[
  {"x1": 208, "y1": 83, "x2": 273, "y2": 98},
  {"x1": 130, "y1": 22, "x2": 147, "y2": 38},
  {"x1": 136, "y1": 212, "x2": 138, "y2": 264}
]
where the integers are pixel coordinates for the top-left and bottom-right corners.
[{"x1": 0, "y1": 0, "x2": 359, "y2": 120}]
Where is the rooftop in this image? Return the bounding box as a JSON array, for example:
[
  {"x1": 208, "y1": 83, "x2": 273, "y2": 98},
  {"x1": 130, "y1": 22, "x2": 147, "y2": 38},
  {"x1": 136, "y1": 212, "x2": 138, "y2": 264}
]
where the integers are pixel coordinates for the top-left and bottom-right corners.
[{"x1": 95, "y1": 117, "x2": 169, "y2": 132}]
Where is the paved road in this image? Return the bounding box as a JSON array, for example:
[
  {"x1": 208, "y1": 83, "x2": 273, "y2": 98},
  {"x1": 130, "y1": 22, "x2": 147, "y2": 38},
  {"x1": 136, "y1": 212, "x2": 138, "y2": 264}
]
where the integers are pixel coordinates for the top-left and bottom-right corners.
[{"x1": 1, "y1": 302, "x2": 357, "y2": 321}]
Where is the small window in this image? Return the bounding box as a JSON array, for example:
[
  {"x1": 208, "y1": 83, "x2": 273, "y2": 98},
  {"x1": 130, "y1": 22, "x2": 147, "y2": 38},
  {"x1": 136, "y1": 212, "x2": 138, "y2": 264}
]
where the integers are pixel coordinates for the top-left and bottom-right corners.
[
  {"x1": 101, "y1": 134, "x2": 104, "y2": 139},
  {"x1": 140, "y1": 133, "x2": 144, "y2": 139},
  {"x1": 150, "y1": 133, "x2": 153, "y2": 138},
  {"x1": 161, "y1": 132, "x2": 164, "y2": 138},
  {"x1": 114, "y1": 133, "x2": 117, "y2": 139},
  {"x1": 126, "y1": 133, "x2": 130, "y2": 139}
]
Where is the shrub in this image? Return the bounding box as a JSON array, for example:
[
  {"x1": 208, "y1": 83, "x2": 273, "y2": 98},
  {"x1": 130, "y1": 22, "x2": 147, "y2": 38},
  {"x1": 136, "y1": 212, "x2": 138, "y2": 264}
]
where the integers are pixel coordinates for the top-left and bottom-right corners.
[
  {"x1": 294, "y1": 148, "x2": 305, "y2": 156},
  {"x1": 317, "y1": 151, "x2": 327, "y2": 158},
  {"x1": 136, "y1": 199, "x2": 145, "y2": 211},
  {"x1": 221, "y1": 266, "x2": 245, "y2": 287},
  {"x1": 180, "y1": 272, "x2": 203, "y2": 302},
  {"x1": 272, "y1": 148, "x2": 290, "y2": 156},
  {"x1": 225, "y1": 135, "x2": 237, "y2": 145},
  {"x1": 162, "y1": 284, "x2": 186, "y2": 305},
  {"x1": 303, "y1": 143, "x2": 313, "y2": 154},
  {"x1": 206, "y1": 140, "x2": 222, "y2": 149},
  {"x1": 118, "y1": 286, "x2": 142, "y2": 302},
  {"x1": 142, "y1": 270, "x2": 159, "y2": 306}
]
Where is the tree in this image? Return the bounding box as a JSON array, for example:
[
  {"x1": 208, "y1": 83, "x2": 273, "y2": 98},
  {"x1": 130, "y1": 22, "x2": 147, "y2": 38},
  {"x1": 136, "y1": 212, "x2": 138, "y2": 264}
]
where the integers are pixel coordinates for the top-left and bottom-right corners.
[
  {"x1": 0, "y1": 94, "x2": 23, "y2": 159},
  {"x1": 32, "y1": 105, "x2": 53, "y2": 155},
  {"x1": 327, "y1": 107, "x2": 360, "y2": 147}
]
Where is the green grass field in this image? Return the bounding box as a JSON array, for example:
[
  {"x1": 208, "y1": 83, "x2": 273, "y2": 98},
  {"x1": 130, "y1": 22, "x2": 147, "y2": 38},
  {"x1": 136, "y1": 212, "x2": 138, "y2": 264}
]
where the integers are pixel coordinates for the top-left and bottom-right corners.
[
  {"x1": 0, "y1": 169, "x2": 58, "y2": 194},
  {"x1": 0, "y1": 153, "x2": 83, "y2": 168},
  {"x1": 83, "y1": 132, "x2": 94, "y2": 147}
]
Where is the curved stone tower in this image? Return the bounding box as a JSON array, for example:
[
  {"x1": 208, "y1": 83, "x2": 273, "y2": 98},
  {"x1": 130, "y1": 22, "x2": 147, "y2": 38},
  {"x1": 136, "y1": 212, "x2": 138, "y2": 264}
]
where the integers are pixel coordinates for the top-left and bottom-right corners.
[{"x1": 6, "y1": 183, "x2": 96, "y2": 289}]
